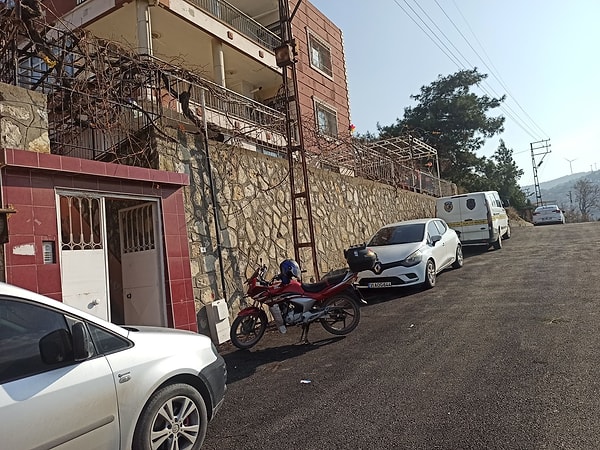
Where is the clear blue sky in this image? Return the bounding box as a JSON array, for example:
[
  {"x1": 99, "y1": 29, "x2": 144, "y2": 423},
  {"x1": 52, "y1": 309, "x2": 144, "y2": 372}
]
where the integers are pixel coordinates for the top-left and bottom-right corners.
[{"x1": 311, "y1": 0, "x2": 600, "y2": 185}]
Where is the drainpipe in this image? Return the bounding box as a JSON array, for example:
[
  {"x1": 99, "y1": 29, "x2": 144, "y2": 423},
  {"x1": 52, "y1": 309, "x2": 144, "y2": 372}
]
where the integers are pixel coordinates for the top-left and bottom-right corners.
[
  {"x1": 212, "y1": 39, "x2": 226, "y2": 88},
  {"x1": 136, "y1": 0, "x2": 154, "y2": 56},
  {"x1": 200, "y1": 90, "x2": 227, "y2": 300}
]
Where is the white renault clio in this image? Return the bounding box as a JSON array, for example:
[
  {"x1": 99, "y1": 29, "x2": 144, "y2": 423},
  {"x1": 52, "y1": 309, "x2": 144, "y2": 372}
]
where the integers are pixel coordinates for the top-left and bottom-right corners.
[
  {"x1": 355, "y1": 218, "x2": 463, "y2": 290},
  {"x1": 0, "y1": 282, "x2": 226, "y2": 450}
]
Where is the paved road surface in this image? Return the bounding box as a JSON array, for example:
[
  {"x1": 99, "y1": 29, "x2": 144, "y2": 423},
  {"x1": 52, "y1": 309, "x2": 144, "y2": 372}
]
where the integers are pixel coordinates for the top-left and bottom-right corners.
[{"x1": 203, "y1": 222, "x2": 600, "y2": 449}]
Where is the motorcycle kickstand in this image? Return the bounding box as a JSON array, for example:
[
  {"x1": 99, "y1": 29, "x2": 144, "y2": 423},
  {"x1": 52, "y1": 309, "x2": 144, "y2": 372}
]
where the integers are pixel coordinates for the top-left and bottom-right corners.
[{"x1": 298, "y1": 323, "x2": 311, "y2": 345}]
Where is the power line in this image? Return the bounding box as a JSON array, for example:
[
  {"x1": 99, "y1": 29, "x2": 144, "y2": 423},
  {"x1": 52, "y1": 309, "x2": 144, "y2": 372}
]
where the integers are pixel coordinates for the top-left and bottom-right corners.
[
  {"x1": 444, "y1": 0, "x2": 549, "y2": 138},
  {"x1": 392, "y1": 0, "x2": 548, "y2": 142}
]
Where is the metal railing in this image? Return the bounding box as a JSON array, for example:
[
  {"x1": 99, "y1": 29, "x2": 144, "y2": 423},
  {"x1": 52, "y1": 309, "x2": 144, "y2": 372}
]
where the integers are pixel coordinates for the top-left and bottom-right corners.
[
  {"x1": 0, "y1": 9, "x2": 455, "y2": 197},
  {"x1": 185, "y1": 0, "x2": 281, "y2": 50}
]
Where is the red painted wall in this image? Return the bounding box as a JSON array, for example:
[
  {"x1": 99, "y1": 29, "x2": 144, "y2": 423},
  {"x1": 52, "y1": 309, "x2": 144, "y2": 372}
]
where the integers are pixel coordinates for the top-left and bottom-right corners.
[{"x1": 1, "y1": 149, "x2": 197, "y2": 332}]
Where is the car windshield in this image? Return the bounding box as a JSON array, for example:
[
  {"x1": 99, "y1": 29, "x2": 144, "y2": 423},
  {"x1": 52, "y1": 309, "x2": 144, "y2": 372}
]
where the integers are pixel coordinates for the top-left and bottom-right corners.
[{"x1": 368, "y1": 223, "x2": 425, "y2": 246}]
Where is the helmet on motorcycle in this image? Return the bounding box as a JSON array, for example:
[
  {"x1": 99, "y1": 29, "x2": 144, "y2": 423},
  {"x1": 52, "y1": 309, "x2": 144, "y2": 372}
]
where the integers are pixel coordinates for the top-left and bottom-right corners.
[{"x1": 279, "y1": 259, "x2": 301, "y2": 284}]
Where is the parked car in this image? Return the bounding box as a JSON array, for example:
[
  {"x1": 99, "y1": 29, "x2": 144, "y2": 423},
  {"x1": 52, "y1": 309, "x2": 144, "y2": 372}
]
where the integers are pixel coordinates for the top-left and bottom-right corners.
[
  {"x1": 0, "y1": 282, "x2": 226, "y2": 450},
  {"x1": 435, "y1": 190, "x2": 510, "y2": 250},
  {"x1": 532, "y1": 204, "x2": 566, "y2": 225},
  {"x1": 355, "y1": 218, "x2": 463, "y2": 290}
]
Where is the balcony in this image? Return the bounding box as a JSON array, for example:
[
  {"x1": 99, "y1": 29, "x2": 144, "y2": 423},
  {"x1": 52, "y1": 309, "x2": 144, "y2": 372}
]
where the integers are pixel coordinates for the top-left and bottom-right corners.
[{"x1": 185, "y1": 0, "x2": 281, "y2": 50}]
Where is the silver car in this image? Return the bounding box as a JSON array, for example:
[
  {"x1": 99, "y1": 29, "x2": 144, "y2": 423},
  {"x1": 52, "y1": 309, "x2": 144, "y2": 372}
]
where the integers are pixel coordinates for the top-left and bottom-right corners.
[
  {"x1": 356, "y1": 218, "x2": 463, "y2": 290},
  {"x1": 0, "y1": 282, "x2": 226, "y2": 450},
  {"x1": 532, "y1": 204, "x2": 566, "y2": 225}
]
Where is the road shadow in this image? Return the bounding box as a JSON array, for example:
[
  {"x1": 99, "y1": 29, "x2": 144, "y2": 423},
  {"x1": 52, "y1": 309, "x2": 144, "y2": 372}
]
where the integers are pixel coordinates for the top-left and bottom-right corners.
[
  {"x1": 359, "y1": 286, "x2": 420, "y2": 305},
  {"x1": 462, "y1": 245, "x2": 493, "y2": 258},
  {"x1": 220, "y1": 331, "x2": 345, "y2": 384}
]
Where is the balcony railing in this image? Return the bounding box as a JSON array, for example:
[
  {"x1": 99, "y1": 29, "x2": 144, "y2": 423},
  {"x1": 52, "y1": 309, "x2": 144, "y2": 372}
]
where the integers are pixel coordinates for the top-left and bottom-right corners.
[
  {"x1": 185, "y1": 0, "x2": 281, "y2": 50},
  {"x1": 152, "y1": 64, "x2": 286, "y2": 134}
]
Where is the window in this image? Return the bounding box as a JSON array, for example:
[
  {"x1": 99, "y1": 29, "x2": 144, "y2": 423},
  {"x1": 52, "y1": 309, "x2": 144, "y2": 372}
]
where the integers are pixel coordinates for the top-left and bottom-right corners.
[
  {"x1": 0, "y1": 299, "x2": 70, "y2": 384},
  {"x1": 314, "y1": 100, "x2": 338, "y2": 137},
  {"x1": 308, "y1": 32, "x2": 333, "y2": 78},
  {"x1": 433, "y1": 220, "x2": 448, "y2": 235},
  {"x1": 88, "y1": 323, "x2": 130, "y2": 354},
  {"x1": 427, "y1": 222, "x2": 440, "y2": 240}
]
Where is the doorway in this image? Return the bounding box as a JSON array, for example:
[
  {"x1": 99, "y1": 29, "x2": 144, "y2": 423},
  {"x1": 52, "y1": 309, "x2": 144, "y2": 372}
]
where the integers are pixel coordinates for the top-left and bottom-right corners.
[{"x1": 57, "y1": 190, "x2": 167, "y2": 326}]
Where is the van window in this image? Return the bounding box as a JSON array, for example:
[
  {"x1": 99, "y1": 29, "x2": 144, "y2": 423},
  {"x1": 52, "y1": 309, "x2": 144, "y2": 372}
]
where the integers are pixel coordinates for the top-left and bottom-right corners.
[{"x1": 491, "y1": 192, "x2": 502, "y2": 207}]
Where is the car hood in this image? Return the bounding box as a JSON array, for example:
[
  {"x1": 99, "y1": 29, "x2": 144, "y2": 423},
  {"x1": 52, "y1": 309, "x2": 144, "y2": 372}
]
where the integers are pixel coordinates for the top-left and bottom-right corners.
[
  {"x1": 368, "y1": 242, "x2": 423, "y2": 264},
  {"x1": 124, "y1": 325, "x2": 214, "y2": 349}
]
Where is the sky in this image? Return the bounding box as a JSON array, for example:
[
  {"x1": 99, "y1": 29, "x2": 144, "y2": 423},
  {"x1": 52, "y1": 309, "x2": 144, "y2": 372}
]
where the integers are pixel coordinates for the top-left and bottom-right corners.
[{"x1": 310, "y1": 0, "x2": 600, "y2": 185}]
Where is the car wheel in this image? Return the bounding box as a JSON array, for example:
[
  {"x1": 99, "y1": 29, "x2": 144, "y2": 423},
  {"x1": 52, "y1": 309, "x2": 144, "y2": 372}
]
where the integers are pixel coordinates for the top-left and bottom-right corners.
[
  {"x1": 451, "y1": 245, "x2": 463, "y2": 269},
  {"x1": 503, "y1": 225, "x2": 511, "y2": 239},
  {"x1": 422, "y1": 259, "x2": 436, "y2": 289},
  {"x1": 133, "y1": 383, "x2": 208, "y2": 450},
  {"x1": 492, "y1": 231, "x2": 502, "y2": 250}
]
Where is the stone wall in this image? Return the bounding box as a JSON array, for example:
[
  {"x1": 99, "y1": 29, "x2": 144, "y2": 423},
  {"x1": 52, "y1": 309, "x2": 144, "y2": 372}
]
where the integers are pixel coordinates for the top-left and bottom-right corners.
[
  {"x1": 157, "y1": 129, "x2": 436, "y2": 313},
  {"x1": 0, "y1": 83, "x2": 49, "y2": 153}
]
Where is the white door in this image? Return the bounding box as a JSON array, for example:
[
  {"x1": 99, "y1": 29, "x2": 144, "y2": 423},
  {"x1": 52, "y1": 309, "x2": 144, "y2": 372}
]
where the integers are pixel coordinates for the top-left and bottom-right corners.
[
  {"x1": 119, "y1": 202, "x2": 166, "y2": 326},
  {"x1": 58, "y1": 194, "x2": 110, "y2": 321}
]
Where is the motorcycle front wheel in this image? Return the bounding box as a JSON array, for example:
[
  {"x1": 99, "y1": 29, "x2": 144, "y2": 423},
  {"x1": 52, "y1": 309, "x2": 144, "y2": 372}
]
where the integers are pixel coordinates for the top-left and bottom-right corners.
[
  {"x1": 230, "y1": 310, "x2": 268, "y2": 349},
  {"x1": 320, "y1": 295, "x2": 361, "y2": 335}
]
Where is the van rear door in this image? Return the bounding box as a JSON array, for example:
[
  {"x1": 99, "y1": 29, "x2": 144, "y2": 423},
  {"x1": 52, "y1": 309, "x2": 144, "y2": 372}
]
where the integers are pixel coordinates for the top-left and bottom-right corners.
[{"x1": 444, "y1": 194, "x2": 490, "y2": 244}]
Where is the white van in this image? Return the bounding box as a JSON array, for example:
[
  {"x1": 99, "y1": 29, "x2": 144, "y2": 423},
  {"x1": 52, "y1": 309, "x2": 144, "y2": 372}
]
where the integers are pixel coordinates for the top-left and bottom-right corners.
[{"x1": 435, "y1": 191, "x2": 510, "y2": 249}]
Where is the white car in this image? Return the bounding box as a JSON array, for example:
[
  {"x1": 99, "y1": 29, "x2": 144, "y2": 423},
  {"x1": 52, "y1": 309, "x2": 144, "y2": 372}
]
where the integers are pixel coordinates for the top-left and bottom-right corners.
[
  {"x1": 356, "y1": 218, "x2": 463, "y2": 290},
  {"x1": 533, "y1": 205, "x2": 566, "y2": 225},
  {"x1": 0, "y1": 282, "x2": 226, "y2": 450}
]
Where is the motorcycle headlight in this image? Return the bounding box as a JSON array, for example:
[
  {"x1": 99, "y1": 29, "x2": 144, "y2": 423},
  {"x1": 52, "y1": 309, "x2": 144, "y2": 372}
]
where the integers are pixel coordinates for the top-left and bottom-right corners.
[{"x1": 401, "y1": 249, "x2": 423, "y2": 267}]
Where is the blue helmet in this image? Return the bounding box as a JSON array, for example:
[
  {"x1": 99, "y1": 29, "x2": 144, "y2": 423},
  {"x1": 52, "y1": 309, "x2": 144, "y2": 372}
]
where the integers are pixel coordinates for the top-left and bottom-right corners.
[{"x1": 279, "y1": 259, "x2": 301, "y2": 284}]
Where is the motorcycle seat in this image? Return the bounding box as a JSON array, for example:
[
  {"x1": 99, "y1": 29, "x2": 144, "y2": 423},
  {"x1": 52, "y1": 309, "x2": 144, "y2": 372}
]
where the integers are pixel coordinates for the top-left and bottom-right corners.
[{"x1": 301, "y1": 271, "x2": 347, "y2": 293}]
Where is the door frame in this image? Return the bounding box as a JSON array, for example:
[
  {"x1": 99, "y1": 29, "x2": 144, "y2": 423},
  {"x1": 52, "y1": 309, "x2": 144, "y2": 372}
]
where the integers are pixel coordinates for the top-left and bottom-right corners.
[{"x1": 55, "y1": 188, "x2": 167, "y2": 325}]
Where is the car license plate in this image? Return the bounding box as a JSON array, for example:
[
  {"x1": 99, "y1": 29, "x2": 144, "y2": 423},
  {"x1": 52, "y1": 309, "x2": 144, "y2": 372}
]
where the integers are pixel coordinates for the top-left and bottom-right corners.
[{"x1": 368, "y1": 281, "x2": 392, "y2": 288}]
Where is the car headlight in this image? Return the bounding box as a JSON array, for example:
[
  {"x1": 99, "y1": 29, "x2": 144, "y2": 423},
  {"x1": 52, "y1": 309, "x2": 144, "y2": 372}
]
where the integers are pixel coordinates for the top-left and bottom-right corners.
[{"x1": 401, "y1": 249, "x2": 422, "y2": 267}]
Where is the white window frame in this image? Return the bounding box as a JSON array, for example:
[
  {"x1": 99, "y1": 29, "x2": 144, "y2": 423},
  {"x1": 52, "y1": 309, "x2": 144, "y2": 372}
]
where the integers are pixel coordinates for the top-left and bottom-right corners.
[
  {"x1": 313, "y1": 98, "x2": 338, "y2": 138},
  {"x1": 307, "y1": 29, "x2": 333, "y2": 79}
]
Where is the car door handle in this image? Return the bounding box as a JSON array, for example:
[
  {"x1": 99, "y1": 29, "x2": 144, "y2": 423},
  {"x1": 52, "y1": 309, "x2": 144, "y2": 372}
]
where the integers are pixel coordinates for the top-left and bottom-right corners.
[{"x1": 118, "y1": 372, "x2": 131, "y2": 384}]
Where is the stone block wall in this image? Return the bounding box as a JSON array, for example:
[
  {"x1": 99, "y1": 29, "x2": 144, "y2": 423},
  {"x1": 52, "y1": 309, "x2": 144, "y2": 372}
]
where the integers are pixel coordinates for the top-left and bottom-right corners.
[
  {"x1": 0, "y1": 83, "x2": 49, "y2": 153},
  {"x1": 157, "y1": 129, "x2": 436, "y2": 313}
]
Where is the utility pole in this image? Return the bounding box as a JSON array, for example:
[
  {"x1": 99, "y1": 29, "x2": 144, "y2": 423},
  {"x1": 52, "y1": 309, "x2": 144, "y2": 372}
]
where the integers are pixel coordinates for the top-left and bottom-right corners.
[
  {"x1": 275, "y1": 0, "x2": 320, "y2": 280},
  {"x1": 530, "y1": 139, "x2": 551, "y2": 207}
]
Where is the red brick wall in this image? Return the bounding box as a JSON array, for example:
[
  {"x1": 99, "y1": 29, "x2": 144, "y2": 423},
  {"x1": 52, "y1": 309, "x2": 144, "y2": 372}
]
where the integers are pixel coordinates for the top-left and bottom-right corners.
[
  {"x1": 1, "y1": 149, "x2": 197, "y2": 332},
  {"x1": 291, "y1": 0, "x2": 352, "y2": 144}
]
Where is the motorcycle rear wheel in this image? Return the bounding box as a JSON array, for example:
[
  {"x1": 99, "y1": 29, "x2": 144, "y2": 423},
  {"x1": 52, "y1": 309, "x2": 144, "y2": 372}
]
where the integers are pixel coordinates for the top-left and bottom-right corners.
[
  {"x1": 230, "y1": 311, "x2": 268, "y2": 349},
  {"x1": 320, "y1": 295, "x2": 360, "y2": 335}
]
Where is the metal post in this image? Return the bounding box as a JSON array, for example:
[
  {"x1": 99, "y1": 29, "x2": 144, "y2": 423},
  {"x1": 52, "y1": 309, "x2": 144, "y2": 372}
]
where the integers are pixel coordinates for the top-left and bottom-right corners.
[
  {"x1": 201, "y1": 89, "x2": 227, "y2": 300},
  {"x1": 530, "y1": 139, "x2": 551, "y2": 207},
  {"x1": 277, "y1": 0, "x2": 319, "y2": 280}
]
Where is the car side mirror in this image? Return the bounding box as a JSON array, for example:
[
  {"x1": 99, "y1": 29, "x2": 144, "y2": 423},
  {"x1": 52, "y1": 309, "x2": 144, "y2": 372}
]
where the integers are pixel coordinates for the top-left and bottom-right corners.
[
  {"x1": 39, "y1": 329, "x2": 74, "y2": 365},
  {"x1": 431, "y1": 235, "x2": 442, "y2": 245}
]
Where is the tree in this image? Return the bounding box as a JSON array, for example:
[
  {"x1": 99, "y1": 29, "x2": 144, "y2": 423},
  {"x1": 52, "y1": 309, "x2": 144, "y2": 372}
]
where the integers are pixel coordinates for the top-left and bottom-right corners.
[
  {"x1": 482, "y1": 140, "x2": 526, "y2": 208},
  {"x1": 573, "y1": 178, "x2": 600, "y2": 221},
  {"x1": 377, "y1": 69, "x2": 505, "y2": 191}
]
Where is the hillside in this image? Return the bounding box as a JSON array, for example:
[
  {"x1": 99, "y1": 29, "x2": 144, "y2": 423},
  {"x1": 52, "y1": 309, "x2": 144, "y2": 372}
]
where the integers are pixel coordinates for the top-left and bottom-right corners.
[{"x1": 522, "y1": 170, "x2": 600, "y2": 219}]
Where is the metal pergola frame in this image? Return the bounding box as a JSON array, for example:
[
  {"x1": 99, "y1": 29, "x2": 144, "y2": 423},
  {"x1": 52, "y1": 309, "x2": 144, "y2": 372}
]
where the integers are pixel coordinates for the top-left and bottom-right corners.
[{"x1": 363, "y1": 135, "x2": 438, "y2": 161}]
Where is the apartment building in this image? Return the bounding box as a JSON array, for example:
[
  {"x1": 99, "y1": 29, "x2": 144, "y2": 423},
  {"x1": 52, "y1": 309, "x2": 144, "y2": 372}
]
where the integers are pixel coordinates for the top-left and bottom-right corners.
[
  {"x1": 0, "y1": 0, "x2": 352, "y2": 334},
  {"x1": 44, "y1": 0, "x2": 352, "y2": 154}
]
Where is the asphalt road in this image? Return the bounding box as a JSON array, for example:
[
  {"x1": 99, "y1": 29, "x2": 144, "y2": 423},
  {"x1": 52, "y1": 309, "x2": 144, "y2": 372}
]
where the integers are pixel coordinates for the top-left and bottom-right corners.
[{"x1": 203, "y1": 222, "x2": 600, "y2": 450}]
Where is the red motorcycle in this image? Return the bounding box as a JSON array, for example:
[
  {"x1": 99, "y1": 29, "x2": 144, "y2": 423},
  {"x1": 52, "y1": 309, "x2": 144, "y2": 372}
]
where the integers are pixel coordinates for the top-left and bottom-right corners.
[{"x1": 230, "y1": 246, "x2": 376, "y2": 349}]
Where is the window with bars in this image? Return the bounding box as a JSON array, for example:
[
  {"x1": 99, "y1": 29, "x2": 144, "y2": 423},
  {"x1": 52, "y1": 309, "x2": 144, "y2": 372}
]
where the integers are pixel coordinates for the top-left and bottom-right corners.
[
  {"x1": 308, "y1": 31, "x2": 333, "y2": 78},
  {"x1": 59, "y1": 195, "x2": 103, "y2": 251}
]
